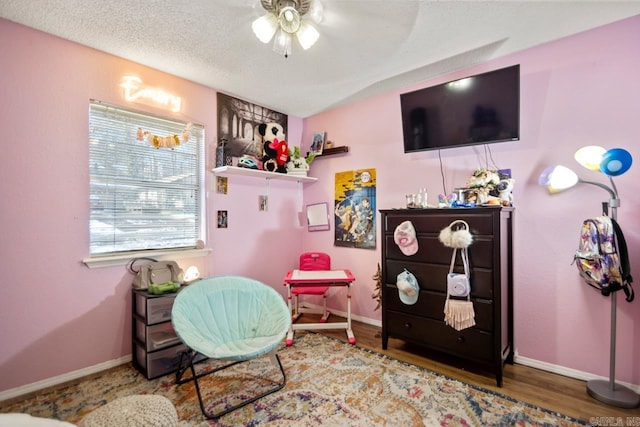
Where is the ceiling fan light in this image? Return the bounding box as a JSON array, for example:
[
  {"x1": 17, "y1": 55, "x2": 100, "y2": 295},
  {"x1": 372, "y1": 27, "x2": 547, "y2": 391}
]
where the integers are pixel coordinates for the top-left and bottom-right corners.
[
  {"x1": 278, "y1": 4, "x2": 301, "y2": 33},
  {"x1": 254, "y1": 0, "x2": 322, "y2": 56},
  {"x1": 252, "y1": 13, "x2": 278, "y2": 43},
  {"x1": 297, "y1": 21, "x2": 319, "y2": 50},
  {"x1": 272, "y1": 29, "x2": 293, "y2": 57}
]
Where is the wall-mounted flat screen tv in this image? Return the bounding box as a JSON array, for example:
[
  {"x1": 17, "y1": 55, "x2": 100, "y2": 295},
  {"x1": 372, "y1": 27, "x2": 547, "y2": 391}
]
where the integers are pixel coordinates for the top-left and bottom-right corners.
[{"x1": 400, "y1": 64, "x2": 520, "y2": 153}]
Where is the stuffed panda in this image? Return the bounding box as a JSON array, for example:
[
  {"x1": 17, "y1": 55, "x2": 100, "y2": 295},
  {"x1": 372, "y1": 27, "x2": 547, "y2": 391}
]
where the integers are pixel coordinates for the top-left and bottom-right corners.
[{"x1": 256, "y1": 123, "x2": 289, "y2": 173}]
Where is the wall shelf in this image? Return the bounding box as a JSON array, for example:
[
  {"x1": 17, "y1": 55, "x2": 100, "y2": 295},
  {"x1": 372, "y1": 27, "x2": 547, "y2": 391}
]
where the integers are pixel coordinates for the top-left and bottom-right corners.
[
  {"x1": 317, "y1": 146, "x2": 349, "y2": 158},
  {"x1": 212, "y1": 166, "x2": 317, "y2": 183}
]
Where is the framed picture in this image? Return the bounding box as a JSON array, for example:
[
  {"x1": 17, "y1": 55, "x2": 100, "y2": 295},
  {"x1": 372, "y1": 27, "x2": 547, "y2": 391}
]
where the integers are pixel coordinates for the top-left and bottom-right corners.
[
  {"x1": 216, "y1": 92, "x2": 288, "y2": 160},
  {"x1": 216, "y1": 176, "x2": 228, "y2": 194},
  {"x1": 311, "y1": 132, "x2": 326, "y2": 155},
  {"x1": 334, "y1": 168, "x2": 377, "y2": 250},
  {"x1": 259, "y1": 195, "x2": 268, "y2": 211},
  {"x1": 217, "y1": 210, "x2": 228, "y2": 228}
]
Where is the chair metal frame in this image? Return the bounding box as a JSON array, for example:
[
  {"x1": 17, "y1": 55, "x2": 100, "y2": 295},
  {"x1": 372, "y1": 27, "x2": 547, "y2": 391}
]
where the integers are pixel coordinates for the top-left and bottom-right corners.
[
  {"x1": 174, "y1": 348, "x2": 286, "y2": 419},
  {"x1": 171, "y1": 276, "x2": 290, "y2": 420}
]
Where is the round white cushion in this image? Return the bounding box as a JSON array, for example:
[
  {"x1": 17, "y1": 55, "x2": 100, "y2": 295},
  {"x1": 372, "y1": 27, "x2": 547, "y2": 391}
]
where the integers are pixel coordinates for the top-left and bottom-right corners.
[{"x1": 78, "y1": 395, "x2": 177, "y2": 427}]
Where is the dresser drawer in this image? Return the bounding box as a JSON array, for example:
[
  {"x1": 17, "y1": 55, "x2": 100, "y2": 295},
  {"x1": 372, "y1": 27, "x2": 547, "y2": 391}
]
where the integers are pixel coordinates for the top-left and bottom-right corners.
[
  {"x1": 384, "y1": 286, "x2": 493, "y2": 331},
  {"x1": 384, "y1": 209, "x2": 496, "y2": 235},
  {"x1": 384, "y1": 234, "x2": 494, "y2": 268},
  {"x1": 386, "y1": 311, "x2": 494, "y2": 362},
  {"x1": 384, "y1": 259, "x2": 493, "y2": 299}
]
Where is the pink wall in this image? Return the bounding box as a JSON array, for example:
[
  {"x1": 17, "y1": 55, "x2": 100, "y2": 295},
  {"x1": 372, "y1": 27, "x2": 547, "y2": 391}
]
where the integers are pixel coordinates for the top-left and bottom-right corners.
[
  {"x1": 0, "y1": 19, "x2": 304, "y2": 394},
  {"x1": 1, "y1": 14, "x2": 639, "y2": 396},
  {"x1": 301, "y1": 15, "x2": 640, "y2": 386}
]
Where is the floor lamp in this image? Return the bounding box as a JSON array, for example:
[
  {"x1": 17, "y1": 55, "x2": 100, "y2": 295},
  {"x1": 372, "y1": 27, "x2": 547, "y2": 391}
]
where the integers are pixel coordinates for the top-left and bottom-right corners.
[{"x1": 539, "y1": 146, "x2": 639, "y2": 409}]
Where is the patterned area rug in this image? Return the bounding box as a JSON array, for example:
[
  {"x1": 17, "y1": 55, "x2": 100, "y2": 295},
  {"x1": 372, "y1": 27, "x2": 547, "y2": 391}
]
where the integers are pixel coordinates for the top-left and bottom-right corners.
[{"x1": 1, "y1": 332, "x2": 585, "y2": 426}]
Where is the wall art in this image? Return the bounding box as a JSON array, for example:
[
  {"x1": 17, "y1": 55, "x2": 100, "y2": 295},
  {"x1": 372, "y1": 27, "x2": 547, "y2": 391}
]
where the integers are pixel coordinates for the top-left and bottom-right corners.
[
  {"x1": 217, "y1": 210, "x2": 228, "y2": 228},
  {"x1": 334, "y1": 168, "x2": 377, "y2": 249},
  {"x1": 310, "y1": 132, "x2": 326, "y2": 155},
  {"x1": 216, "y1": 176, "x2": 228, "y2": 194},
  {"x1": 216, "y1": 93, "x2": 288, "y2": 161}
]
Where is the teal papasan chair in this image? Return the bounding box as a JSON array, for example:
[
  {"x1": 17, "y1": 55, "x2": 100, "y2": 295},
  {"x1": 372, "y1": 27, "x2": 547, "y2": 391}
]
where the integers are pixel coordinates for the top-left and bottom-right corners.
[{"x1": 171, "y1": 276, "x2": 291, "y2": 419}]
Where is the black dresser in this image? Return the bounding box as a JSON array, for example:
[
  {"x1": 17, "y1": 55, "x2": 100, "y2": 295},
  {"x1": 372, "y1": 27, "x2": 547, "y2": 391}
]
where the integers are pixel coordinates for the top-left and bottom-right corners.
[{"x1": 380, "y1": 207, "x2": 514, "y2": 386}]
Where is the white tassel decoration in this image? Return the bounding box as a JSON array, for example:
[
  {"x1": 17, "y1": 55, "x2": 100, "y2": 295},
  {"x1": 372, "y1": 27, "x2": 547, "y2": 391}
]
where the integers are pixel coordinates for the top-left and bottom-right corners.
[{"x1": 444, "y1": 299, "x2": 476, "y2": 331}]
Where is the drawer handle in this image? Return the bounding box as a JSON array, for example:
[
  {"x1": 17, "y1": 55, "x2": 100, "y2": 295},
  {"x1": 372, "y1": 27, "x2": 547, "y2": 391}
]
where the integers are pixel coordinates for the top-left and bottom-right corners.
[
  {"x1": 457, "y1": 336, "x2": 466, "y2": 343},
  {"x1": 404, "y1": 322, "x2": 412, "y2": 330}
]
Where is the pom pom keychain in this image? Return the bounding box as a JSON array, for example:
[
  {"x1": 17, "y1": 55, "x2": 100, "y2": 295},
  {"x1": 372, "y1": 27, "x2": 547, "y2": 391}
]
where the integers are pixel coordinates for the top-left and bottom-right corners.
[{"x1": 438, "y1": 220, "x2": 473, "y2": 249}]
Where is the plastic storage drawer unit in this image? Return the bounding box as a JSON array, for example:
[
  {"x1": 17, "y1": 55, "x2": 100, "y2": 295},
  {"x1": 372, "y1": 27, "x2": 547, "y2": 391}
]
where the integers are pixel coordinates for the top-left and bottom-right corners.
[
  {"x1": 135, "y1": 343, "x2": 187, "y2": 379},
  {"x1": 135, "y1": 319, "x2": 181, "y2": 351},
  {"x1": 135, "y1": 292, "x2": 176, "y2": 325}
]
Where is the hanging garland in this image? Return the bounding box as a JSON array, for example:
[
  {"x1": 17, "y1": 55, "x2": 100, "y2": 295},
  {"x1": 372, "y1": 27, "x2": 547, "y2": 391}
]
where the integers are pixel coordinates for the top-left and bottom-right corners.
[{"x1": 136, "y1": 124, "x2": 192, "y2": 149}]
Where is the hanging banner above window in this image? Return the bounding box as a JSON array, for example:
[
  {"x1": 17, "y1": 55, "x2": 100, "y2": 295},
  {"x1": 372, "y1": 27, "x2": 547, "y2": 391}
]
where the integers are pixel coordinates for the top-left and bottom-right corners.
[
  {"x1": 120, "y1": 75, "x2": 182, "y2": 113},
  {"x1": 334, "y1": 168, "x2": 377, "y2": 250}
]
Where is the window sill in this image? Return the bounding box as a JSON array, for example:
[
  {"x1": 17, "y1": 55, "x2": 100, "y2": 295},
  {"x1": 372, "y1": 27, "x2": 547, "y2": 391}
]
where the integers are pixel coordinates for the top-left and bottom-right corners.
[{"x1": 82, "y1": 248, "x2": 211, "y2": 269}]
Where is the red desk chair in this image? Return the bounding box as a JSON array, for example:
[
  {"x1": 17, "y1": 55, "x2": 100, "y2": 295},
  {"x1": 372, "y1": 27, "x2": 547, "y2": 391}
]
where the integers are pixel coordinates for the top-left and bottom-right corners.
[{"x1": 291, "y1": 252, "x2": 331, "y2": 323}]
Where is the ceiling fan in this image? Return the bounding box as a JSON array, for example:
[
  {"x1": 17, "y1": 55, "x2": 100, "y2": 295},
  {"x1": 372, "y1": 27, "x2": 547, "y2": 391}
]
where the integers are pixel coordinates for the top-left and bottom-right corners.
[{"x1": 252, "y1": 0, "x2": 323, "y2": 57}]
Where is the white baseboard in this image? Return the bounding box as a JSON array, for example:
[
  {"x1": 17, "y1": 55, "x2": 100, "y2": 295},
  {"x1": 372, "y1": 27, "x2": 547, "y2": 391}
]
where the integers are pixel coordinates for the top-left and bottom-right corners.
[
  {"x1": 295, "y1": 302, "x2": 382, "y2": 328},
  {"x1": 0, "y1": 355, "x2": 131, "y2": 402},
  {"x1": 308, "y1": 303, "x2": 640, "y2": 393},
  {"x1": 514, "y1": 351, "x2": 640, "y2": 393},
  {"x1": 3, "y1": 319, "x2": 638, "y2": 402},
  {"x1": 0, "y1": 304, "x2": 375, "y2": 403}
]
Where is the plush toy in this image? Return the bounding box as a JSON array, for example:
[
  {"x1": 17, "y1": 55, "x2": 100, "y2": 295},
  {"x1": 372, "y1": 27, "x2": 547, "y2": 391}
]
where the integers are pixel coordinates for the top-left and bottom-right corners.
[
  {"x1": 256, "y1": 123, "x2": 289, "y2": 173},
  {"x1": 438, "y1": 193, "x2": 457, "y2": 208},
  {"x1": 496, "y1": 178, "x2": 515, "y2": 206},
  {"x1": 464, "y1": 168, "x2": 501, "y2": 204},
  {"x1": 466, "y1": 168, "x2": 500, "y2": 189}
]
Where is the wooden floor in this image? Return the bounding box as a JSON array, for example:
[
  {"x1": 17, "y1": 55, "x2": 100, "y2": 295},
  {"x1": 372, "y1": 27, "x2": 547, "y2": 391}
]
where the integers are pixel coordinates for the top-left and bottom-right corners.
[
  {"x1": 2, "y1": 316, "x2": 639, "y2": 423},
  {"x1": 299, "y1": 316, "x2": 640, "y2": 423}
]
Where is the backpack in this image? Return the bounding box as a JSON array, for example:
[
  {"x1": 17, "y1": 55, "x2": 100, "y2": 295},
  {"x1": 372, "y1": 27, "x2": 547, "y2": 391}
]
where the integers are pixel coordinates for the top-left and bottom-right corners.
[{"x1": 574, "y1": 216, "x2": 634, "y2": 302}]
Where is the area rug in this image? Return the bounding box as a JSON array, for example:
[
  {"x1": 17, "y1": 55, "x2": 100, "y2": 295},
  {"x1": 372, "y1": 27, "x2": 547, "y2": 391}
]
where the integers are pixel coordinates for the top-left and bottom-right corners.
[{"x1": 1, "y1": 332, "x2": 585, "y2": 426}]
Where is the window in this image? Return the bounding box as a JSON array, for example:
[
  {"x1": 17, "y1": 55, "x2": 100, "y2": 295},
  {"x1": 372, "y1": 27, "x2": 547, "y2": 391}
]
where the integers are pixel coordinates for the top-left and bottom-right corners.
[{"x1": 88, "y1": 100, "x2": 204, "y2": 256}]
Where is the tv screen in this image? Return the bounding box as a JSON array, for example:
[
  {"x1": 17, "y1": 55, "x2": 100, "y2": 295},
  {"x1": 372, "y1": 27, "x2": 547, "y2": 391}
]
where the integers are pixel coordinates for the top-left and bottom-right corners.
[{"x1": 400, "y1": 65, "x2": 520, "y2": 153}]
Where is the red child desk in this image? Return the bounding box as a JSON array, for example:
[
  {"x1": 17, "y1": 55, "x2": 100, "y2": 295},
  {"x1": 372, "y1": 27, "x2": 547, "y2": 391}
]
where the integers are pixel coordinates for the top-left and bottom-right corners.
[{"x1": 283, "y1": 269, "x2": 356, "y2": 346}]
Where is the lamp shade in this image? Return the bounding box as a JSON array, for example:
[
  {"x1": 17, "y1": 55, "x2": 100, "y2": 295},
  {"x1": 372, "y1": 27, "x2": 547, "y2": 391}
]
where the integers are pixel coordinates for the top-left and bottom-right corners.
[
  {"x1": 574, "y1": 145, "x2": 606, "y2": 171},
  {"x1": 600, "y1": 148, "x2": 632, "y2": 176},
  {"x1": 538, "y1": 165, "x2": 579, "y2": 193},
  {"x1": 272, "y1": 29, "x2": 293, "y2": 57},
  {"x1": 252, "y1": 14, "x2": 278, "y2": 43},
  {"x1": 296, "y1": 21, "x2": 319, "y2": 49}
]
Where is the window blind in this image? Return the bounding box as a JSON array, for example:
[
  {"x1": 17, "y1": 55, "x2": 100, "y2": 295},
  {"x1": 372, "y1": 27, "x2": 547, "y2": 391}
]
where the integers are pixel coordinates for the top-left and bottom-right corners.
[{"x1": 89, "y1": 100, "x2": 204, "y2": 255}]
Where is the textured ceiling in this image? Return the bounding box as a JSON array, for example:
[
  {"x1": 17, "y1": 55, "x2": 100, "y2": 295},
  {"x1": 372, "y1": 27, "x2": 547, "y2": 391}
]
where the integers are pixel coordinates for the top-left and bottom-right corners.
[{"x1": 2, "y1": 1, "x2": 640, "y2": 118}]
